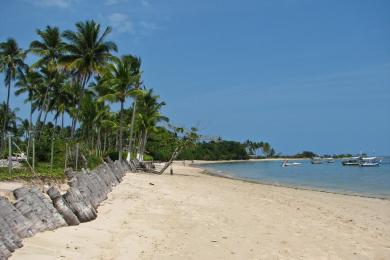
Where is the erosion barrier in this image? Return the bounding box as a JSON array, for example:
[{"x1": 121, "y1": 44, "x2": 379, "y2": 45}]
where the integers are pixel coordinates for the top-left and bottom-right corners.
[{"x1": 0, "y1": 159, "x2": 138, "y2": 260}]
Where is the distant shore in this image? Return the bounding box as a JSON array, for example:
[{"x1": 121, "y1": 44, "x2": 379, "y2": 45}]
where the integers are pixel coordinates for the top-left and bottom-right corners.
[
  {"x1": 178, "y1": 158, "x2": 309, "y2": 165},
  {"x1": 12, "y1": 162, "x2": 390, "y2": 259}
]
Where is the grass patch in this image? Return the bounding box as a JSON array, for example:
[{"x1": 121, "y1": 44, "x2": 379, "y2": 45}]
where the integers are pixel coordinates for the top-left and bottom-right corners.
[{"x1": 0, "y1": 162, "x2": 66, "y2": 181}]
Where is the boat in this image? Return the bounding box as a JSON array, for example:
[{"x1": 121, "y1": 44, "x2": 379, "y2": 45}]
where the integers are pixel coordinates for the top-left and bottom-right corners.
[
  {"x1": 311, "y1": 157, "x2": 322, "y2": 164},
  {"x1": 281, "y1": 160, "x2": 301, "y2": 167},
  {"x1": 341, "y1": 157, "x2": 361, "y2": 166},
  {"x1": 324, "y1": 158, "x2": 335, "y2": 163},
  {"x1": 359, "y1": 157, "x2": 382, "y2": 167}
]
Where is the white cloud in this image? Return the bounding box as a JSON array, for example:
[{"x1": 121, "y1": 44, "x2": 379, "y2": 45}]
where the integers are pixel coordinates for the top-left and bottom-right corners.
[
  {"x1": 108, "y1": 13, "x2": 134, "y2": 34},
  {"x1": 27, "y1": 0, "x2": 75, "y2": 8}
]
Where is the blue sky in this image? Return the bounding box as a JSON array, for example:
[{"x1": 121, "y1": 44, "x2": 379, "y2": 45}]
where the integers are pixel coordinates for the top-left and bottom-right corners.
[{"x1": 0, "y1": 0, "x2": 389, "y2": 155}]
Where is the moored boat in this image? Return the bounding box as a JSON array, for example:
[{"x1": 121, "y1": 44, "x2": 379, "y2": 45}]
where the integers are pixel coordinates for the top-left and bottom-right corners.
[
  {"x1": 359, "y1": 157, "x2": 382, "y2": 167},
  {"x1": 341, "y1": 157, "x2": 361, "y2": 166},
  {"x1": 311, "y1": 157, "x2": 322, "y2": 164},
  {"x1": 325, "y1": 158, "x2": 335, "y2": 163}
]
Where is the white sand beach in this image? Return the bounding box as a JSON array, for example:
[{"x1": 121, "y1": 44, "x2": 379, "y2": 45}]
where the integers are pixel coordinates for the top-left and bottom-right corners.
[{"x1": 11, "y1": 162, "x2": 390, "y2": 259}]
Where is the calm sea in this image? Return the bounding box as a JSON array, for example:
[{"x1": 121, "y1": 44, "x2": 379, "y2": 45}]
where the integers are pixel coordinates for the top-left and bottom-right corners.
[{"x1": 200, "y1": 156, "x2": 390, "y2": 199}]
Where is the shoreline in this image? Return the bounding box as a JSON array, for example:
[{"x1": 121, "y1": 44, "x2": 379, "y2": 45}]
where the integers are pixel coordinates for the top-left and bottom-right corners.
[
  {"x1": 196, "y1": 166, "x2": 390, "y2": 201},
  {"x1": 186, "y1": 161, "x2": 390, "y2": 201}
]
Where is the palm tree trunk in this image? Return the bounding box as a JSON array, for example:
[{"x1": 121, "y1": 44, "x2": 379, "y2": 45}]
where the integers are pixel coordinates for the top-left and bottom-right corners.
[
  {"x1": 35, "y1": 84, "x2": 50, "y2": 128},
  {"x1": 96, "y1": 128, "x2": 101, "y2": 156},
  {"x1": 72, "y1": 74, "x2": 90, "y2": 138},
  {"x1": 43, "y1": 109, "x2": 49, "y2": 126},
  {"x1": 27, "y1": 103, "x2": 33, "y2": 159},
  {"x1": 50, "y1": 117, "x2": 57, "y2": 174},
  {"x1": 136, "y1": 130, "x2": 143, "y2": 160},
  {"x1": 119, "y1": 100, "x2": 124, "y2": 161},
  {"x1": 61, "y1": 112, "x2": 64, "y2": 129},
  {"x1": 128, "y1": 99, "x2": 137, "y2": 159},
  {"x1": 103, "y1": 131, "x2": 107, "y2": 153},
  {"x1": 140, "y1": 129, "x2": 148, "y2": 160},
  {"x1": 1, "y1": 81, "x2": 11, "y2": 152},
  {"x1": 71, "y1": 118, "x2": 76, "y2": 138}
]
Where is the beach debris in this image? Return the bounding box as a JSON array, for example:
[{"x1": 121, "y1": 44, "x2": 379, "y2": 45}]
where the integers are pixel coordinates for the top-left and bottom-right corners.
[{"x1": 149, "y1": 182, "x2": 155, "y2": 186}]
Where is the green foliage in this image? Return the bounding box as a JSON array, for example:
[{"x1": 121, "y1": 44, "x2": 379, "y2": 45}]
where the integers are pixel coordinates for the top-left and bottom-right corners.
[
  {"x1": 146, "y1": 127, "x2": 249, "y2": 161},
  {"x1": 180, "y1": 140, "x2": 249, "y2": 160},
  {"x1": 294, "y1": 151, "x2": 317, "y2": 158}
]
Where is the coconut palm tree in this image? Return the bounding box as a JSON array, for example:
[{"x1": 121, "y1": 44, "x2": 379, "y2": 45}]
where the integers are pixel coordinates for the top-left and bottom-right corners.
[
  {"x1": 15, "y1": 67, "x2": 44, "y2": 130},
  {"x1": 29, "y1": 26, "x2": 65, "y2": 127},
  {"x1": 99, "y1": 55, "x2": 141, "y2": 161},
  {"x1": 0, "y1": 102, "x2": 21, "y2": 137},
  {"x1": 0, "y1": 38, "x2": 26, "y2": 150},
  {"x1": 136, "y1": 88, "x2": 169, "y2": 161},
  {"x1": 15, "y1": 67, "x2": 44, "y2": 157},
  {"x1": 61, "y1": 20, "x2": 117, "y2": 136}
]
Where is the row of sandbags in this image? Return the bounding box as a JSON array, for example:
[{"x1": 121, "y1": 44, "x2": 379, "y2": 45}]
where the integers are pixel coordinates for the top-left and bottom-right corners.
[{"x1": 0, "y1": 159, "x2": 138, "y2": 260}]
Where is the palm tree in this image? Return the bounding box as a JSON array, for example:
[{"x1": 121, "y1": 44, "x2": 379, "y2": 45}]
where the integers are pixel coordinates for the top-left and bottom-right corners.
[
  {"x1": 0, "y1": 102, "x2": 21, "y2": 137},
  {"x1": 62, "y1": 20, "x2": 117, "y2": 136},
  {"x1": 261, "y1": 142, "x2": 271, "y2": 158},
  {"x1": 15, "y1": 67, "x2": 44, "y2": 157},
  {"x1": 136, "y1": 88, "x2": 169, "y2": 161},
  {"x1": 29, "y1": 26, "x2": 65, "y2": 127},
  {"x1": 0, "y1": 38, "x2": 26, "y2": 150},
  {"x1": 99, "y1": 55, "x2": 141, "y2": 161}
]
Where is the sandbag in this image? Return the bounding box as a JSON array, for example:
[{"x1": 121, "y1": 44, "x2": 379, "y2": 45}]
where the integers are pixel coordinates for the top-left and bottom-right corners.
[
  {"x1": 0, "y1": 197, "x2": 33, "y2": 238},
  {"x1": 63, "y1": 187, "x2": 97, "y2": 223}
]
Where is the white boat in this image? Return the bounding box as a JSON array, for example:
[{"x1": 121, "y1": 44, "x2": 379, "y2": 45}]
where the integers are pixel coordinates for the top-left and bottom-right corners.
[
  {"x1": 359, "y1": 157, "x2": 382, "y2": 167},
  {"x1": 324, "y1": 158, "x2": 335, "y2": 163},
  {"x1": 281, "y1": 160, "x2": 301, "y2": 167},
  {"x1": 342, "y1": 157, "x2": 361, "y2": 166},
  {"x1": 311, "y1": 157, "x2": 322, "y2": 164}
]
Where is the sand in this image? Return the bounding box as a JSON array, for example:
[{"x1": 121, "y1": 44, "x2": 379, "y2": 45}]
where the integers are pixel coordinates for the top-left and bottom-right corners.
[{"x1": 10, "y1": 162, "x2": 390, "y2": 260}]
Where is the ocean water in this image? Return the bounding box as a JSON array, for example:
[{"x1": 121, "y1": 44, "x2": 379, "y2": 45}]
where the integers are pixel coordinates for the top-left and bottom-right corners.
[{"x1": 201, "y1": 156, "x2": 390, "y2": 199}]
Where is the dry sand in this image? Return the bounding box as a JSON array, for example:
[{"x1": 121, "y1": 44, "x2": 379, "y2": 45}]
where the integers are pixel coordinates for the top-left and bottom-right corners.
[{"x1": 11, "y1": 162, "x2": 390, "y2": 260}]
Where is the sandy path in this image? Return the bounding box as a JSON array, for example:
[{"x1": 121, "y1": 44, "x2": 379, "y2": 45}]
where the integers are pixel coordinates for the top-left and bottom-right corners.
[{"x1": 11, "y1": 164, "x2": 390, "y2": 259}]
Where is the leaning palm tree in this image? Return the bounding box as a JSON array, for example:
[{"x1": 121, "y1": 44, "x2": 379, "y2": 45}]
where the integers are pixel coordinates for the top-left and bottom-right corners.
[
  {"x1": 0, "y1": 38, "x2": 26, "y2": 151},
  {"x1": 61, "y1": 20, "x2": 117, "y2": 136},
  {"x1": 99, "y1": 55, "x2": 141, "y2": 161},
  {"x1": 136, "y1": 88, "x2": 169, "y2": 161}
]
